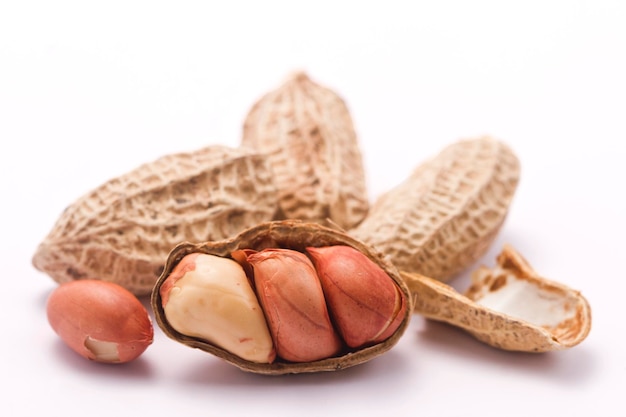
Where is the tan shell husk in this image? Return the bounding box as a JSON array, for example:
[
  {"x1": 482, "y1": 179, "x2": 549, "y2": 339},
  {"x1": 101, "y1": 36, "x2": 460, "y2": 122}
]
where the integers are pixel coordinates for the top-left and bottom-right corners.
[
  {"x1": 242, "y1": 71, "x2": 369, "y2": 230},
  {"x1": 352, "y1": 136, "x2": 520, "y2": 282},
  {"x1": 402, "y1": 245, "x2": 591, "y2": 352},
  {"x1": 151, "y1": 220, "x2": 412, "y2": 375},
  {"x1": 32, "y1": 145, "x2": 278, "y2": 296}
]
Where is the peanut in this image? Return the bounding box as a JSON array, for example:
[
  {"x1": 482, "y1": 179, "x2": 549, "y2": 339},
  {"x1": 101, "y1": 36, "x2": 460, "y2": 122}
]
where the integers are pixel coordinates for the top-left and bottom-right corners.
[
  {"x1": 160, "y1": 253, "x2": 275, "y2": 364},
  {"x1": 152, "y1": 220, "x2": 412, "y2": 375},
  {"x1": 242, "y1": 72, "x2": 369, "y2": 229},
  {"x1": 307, "y1": 245, "x2": 407, "y2": 348},
  {"x1": 46, "y1": 280, "x2": 153, "y2": 363},
  {"x1": 32, "y1": 145, "x2": 278, "y2": 296},
  {"x1": 244, "y1": 248, "x2": 343, "y2": 363},
  {"x1": 351, "y1": 136, "x2": 520, "y2": 282},
  {"x1": 402, "y1": 245, "x2": 591, "y2": 352}
]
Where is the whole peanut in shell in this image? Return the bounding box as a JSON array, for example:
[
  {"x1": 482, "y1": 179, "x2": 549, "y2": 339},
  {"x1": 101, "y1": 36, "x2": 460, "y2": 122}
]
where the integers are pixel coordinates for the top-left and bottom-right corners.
[
  {"x1": 351, "y1": 136, "x2": 520, "y2": 282},
  {"x1": 242, "y1": 72, "x2": 369, "y2": 229},
  {"x1": 32, "y1": 145, "x2": 278, "y2": 296}
]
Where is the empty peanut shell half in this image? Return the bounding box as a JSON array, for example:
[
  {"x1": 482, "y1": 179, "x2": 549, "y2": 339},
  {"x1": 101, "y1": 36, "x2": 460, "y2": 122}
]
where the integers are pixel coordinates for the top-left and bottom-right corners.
[{"x1": 402, "y1": 245, "x2": 591, "y2": 352}]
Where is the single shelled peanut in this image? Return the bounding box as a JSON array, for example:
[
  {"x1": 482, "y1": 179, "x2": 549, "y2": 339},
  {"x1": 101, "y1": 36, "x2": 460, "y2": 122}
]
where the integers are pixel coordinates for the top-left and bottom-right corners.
[{"x1": 47, "y1": 280, "x2": 154, "y2": 363}]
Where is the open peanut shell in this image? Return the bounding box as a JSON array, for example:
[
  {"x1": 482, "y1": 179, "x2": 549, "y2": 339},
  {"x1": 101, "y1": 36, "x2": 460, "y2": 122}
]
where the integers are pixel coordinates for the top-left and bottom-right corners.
[
  {"x1": 402, "y1": 245, "x2": 591, "y2": 352},
  {"x1": 151, "y1": 220, "x2": 412, "y2": 375}
]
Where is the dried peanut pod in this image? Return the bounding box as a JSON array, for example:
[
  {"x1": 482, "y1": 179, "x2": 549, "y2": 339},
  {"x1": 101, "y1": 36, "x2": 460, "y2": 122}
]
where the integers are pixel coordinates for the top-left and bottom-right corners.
[
  {"x1": 401, "y1": 245, "x2": 591, "y2": 352},
  {"x1": 32, "y1": 146, "x2": 278, "y2": 296},
  {"x1": 151, "y1": 220, "x2": 412, "y2": 375},
  {"x1": 352, "y1": 136, "x2": 520, "y2": 282},
  {"x1": 241, "y1": 72, "x2": 369, "y2": 229}
]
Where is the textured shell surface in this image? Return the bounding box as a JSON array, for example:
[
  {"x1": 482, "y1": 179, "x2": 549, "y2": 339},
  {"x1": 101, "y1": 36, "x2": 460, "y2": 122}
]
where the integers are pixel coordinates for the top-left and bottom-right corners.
[
  {"x1": 351, "y1": 136, "x2": 520, "y2": 282},
  {"x1": 151, "y1": 220, "x2": 412, "y2": 375},
  {"x1": 241, "y1": 72, "x2": 369, "y2": 229},
  {"x1": 464, "y1": 245, "x2": 591, "y2": 351},
  {"x1": 402, "y1": 245, "x2": 591, "y2": 352},
  {"x1": 32, "y1": 145, "x2": 278, "y2": 296}
]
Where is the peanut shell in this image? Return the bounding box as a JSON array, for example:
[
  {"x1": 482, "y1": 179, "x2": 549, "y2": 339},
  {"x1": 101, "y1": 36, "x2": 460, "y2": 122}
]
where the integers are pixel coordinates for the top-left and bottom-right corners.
[
  {"x1": 242, "y1": 72, "x2": 369, "y2": 229},
  {"x1": 32, "y1": 145, "x2": 278, "y2": 296},
  {"x1": 352, "y1": 136, "x2": 520, "y2": 282},
  {"x1": 402, "y1": 245, "x2": 591, "y2": 352},
  {"x1": 151, "y1": 220, "x2": 412, "y2": 375}
]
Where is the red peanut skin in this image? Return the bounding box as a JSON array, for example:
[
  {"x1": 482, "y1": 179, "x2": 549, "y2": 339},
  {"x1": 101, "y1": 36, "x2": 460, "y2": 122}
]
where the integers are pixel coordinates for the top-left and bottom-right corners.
[
  {"x1": 47, "y1": 280, "x2": 153, "y2": 363},
  {"x1": 307, "y1": 245, "x2": 407, "y2": 348},
  {"x1": 246, "y1": 249, "x2": 343, "y2": 363}
]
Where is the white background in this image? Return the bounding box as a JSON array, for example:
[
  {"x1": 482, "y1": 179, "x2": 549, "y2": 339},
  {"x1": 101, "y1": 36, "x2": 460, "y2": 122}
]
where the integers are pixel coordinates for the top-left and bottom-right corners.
[{"x1": 1, "y1": 1, "x2": 625, "y2": 416}]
